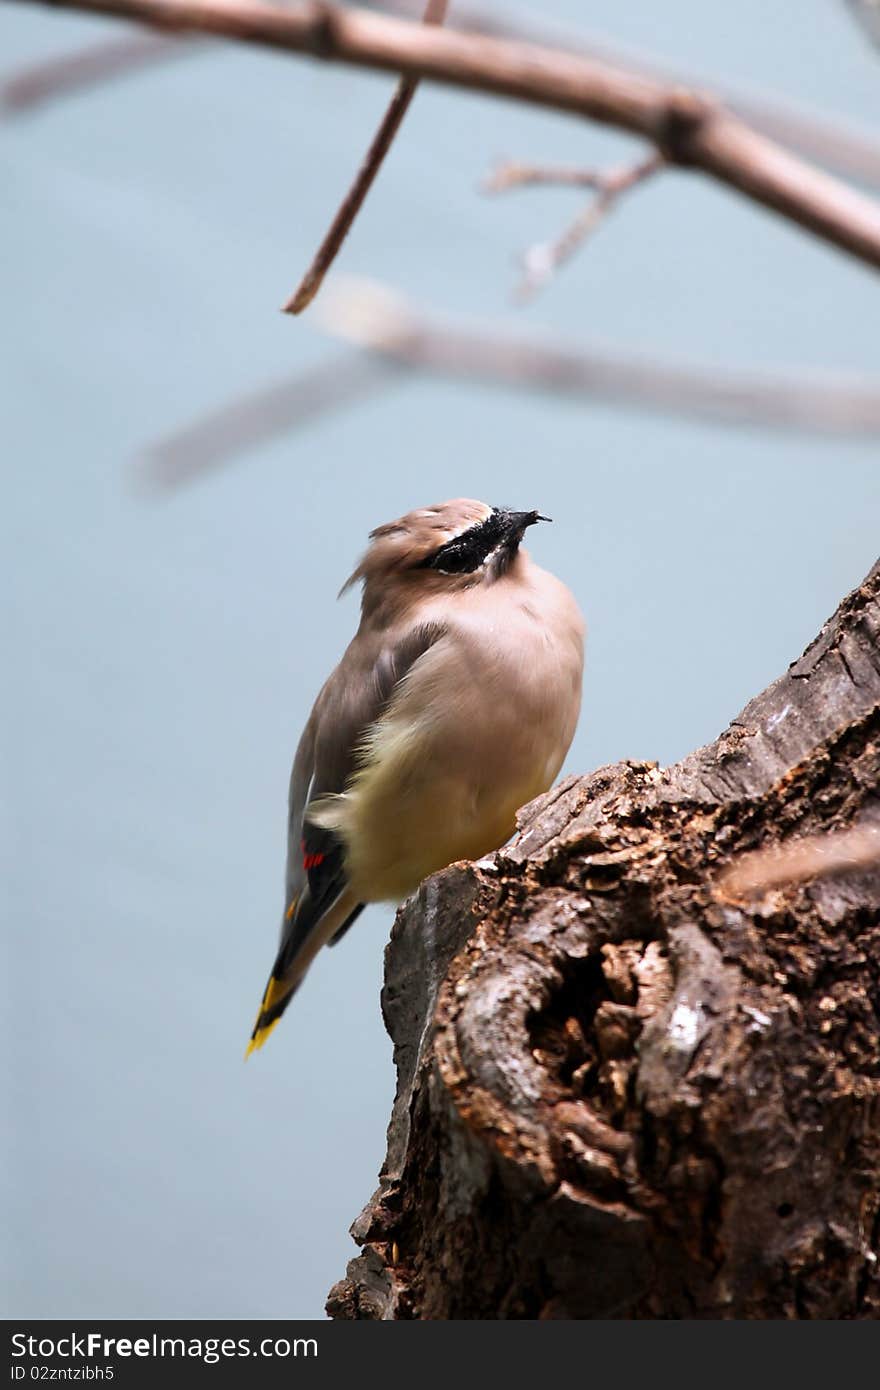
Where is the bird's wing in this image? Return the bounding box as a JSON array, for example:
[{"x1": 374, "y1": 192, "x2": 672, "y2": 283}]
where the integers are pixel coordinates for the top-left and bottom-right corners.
[
  {"x1": 247, "y1": 619, "x2": 447, "y2": 1054},
  {"x1": 281, "y1": 707, "x2": 318, "y2": 921},
  {"x1": 284, "y1": 619, "x2": 448, "y2": 918}
]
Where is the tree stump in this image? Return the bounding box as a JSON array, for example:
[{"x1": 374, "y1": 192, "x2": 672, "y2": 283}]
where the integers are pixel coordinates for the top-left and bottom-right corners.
[{"x1": 328, "y1": 561, "x2": 880, "y2": 1319}]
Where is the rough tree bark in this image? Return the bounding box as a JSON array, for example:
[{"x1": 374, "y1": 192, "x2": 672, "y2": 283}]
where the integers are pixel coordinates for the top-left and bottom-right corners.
[{"x1": 328, "y1": 561, "x2": 880, "y2": 1320}]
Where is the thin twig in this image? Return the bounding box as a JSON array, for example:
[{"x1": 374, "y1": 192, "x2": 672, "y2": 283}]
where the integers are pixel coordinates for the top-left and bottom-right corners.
[
  {"x1": 283, "y1": 0, "x2": 448, "y2": 314},
  {"x1": 15, "y1": 0, "x2": 880, "y2": 276},
  {"x1": 716, "y1": 823, "x2": 880, "y2": 901},
  {"x1": 484, "y1": 161, "x2": 632, "y2": 193},
  {"x1": 138, "y1": 352, "x2": 395, "y2": 489},
  {"x1": 485, "y1": 153, "x2": 664, "y2": 299}
]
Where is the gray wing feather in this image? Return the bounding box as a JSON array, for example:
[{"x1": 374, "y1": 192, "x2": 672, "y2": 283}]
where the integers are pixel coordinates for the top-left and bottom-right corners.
[
  {"x1": 282, "y1": 710, "x2": 317, "y2": 916},
  {"x1": 282, "y1": 620, "x2": 446, "y2": 918}
]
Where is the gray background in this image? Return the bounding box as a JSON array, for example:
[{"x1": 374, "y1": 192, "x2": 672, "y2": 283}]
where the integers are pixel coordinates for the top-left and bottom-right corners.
[{"x1": 3, "y1": 0, "x2": 878, "y2": 1318}]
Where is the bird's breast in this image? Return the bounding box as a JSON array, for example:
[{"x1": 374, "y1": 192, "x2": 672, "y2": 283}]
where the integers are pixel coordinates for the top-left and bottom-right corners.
[{"x1": 331, "y1": 566, "x2": 584, "y2": 901}]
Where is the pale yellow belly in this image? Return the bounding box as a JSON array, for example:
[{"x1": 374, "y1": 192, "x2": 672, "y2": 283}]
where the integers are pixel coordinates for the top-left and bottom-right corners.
[{"x1": 331, "y1": 707, "x2": 569, "y2": 902}]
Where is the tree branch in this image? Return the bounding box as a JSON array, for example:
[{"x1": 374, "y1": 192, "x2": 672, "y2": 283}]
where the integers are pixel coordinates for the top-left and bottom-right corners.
[
  {"x1": 17, "y1": 0, "x2": 880, "y2": 275},
  {"x1": 378, "y1": 0, "x2": 880, "y2": 189},
  {"x1": 317, "y1": 279, "x2": 880, "y2": 434},
  {"x1": 484, "y1": 152, "x2": 664, "y2": 299},
  {"x1": 136, "y1": 279, "x2": 880, "y2": 487},
  {"x1": 716, "y1": 822, "x2": 880, "y2": 901},
  {"x1": 0, "y1": 31, "x2": 189, "y2": 111},
  {"x1": 137, "y1": 351, "x2": 393, "y2": 488},
  {"x1": 6, "y1": 1, "x2": 880, "y2": 201},
  {"x1": 283, "y1": 0, "x2": 447, "y2": 315}
]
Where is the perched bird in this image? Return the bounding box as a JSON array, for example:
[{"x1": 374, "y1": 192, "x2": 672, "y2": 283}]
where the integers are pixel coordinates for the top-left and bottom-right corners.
[{"x1": 246, "y1": 499, "x2": 584, "y2": 1054}]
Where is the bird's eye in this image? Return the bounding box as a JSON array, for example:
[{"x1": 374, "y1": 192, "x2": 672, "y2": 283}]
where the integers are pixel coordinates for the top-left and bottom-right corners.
[
  {"x1": 419, "y1": 513, "x2": 508, "y2": 575},
  {"x1": 424, "y1": 539, "x2": 480, "y2": 573}
]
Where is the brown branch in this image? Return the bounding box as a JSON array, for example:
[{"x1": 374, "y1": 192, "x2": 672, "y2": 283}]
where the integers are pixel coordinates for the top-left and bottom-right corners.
[
  {"x1": 283, "y1": 0, "x2": 447, "y2": 314},
  {"x1": 6, "y1": 0, "x2": 880, "y2": 200},
  {"x1": 483, "y1": 160, "x2": 649, "y2": 193},
  {"x1": 716, "y1": 823, "x2": 880, "y2": 901},
  {"x1": 376, "y1": 0, "x2": 880, "y2": 188},
  {"x1": 16, "y1": 0, "x2": 880, "y2": 277},
  {"x1": 484, "y1": 153, "x2": 664, "y2": 300}
]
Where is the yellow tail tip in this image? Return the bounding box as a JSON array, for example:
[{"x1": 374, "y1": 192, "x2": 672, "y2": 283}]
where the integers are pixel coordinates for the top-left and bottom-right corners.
[
  {"x1": 244, "y1": 974, "x2": 290, "y2": 1059},
  {"x1": 244, "y1": 1013, "x2": 280, "y2": 1060}
]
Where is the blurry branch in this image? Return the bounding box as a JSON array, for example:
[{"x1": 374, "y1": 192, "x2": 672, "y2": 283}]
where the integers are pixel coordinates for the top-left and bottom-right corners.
[
  {"x1": 139, "y1": 352, "x2": 394, "y2": 488},
  {"x1": 139, "y1": 277, "x2": 880, "y2": 488},
  {"x1": 846, "y1": 0, "x2": 880, "y2": 51},
  {"x1": 484, "y1": 153, "x2": 663, "y2": 299},
  {"x1": 317, "y1": 280, "x2": 880, "y2": 433},
  {"x1": 716, "y1": 823, "x2": 880, "y2": 901},
  {"x1": 484, "y1": 158, "x2": 662, "y2": 193},
  {"x1": 0, "y1": 32, "x2": 188, "y2": 111},
  {"x1": 284, "y1": 0, "x2": 447, "y2": 314},
  {"x1": 16, "y1": 0, "x2": 880, "y2": 277},
  {"x1": 7, "y1": 3, "x2": 880, "y2": 203}
]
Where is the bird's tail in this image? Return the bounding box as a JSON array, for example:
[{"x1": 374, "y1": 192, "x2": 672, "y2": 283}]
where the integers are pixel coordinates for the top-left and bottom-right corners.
[{"x1": 245, "y1": 889, "x2": 361, "y2": 1056}]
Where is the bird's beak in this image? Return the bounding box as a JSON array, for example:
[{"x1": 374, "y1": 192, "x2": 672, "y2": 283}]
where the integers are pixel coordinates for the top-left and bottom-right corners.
[{"x1": 506, "y1": 509, "x2": 551, "y2": 539}]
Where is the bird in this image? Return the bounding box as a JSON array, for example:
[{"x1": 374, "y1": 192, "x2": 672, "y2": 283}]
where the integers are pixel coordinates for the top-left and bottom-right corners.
[{"x1": 246, "y1": 498, "x2": 584, "y2": 1055}]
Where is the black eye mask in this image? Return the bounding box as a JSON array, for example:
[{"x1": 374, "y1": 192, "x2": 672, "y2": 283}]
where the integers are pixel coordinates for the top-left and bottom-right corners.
[{"x1": 420, "y1": 511, "x2": 511, "y2": 575}]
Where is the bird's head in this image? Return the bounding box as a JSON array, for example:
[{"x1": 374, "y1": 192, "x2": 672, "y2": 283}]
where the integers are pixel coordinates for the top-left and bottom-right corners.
[{"x1": 342, "y1": 499, "x2": 549, "y2": 611}]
